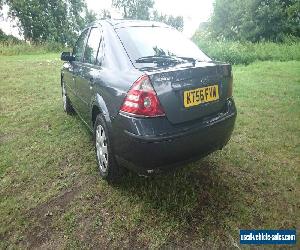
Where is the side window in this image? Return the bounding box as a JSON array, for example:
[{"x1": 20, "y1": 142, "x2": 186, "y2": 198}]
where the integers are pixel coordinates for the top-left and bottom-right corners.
[
  {"x1": 84, "y1": 27, "x2": 102, "y2": 64},
  {"x1": 96, "y1": 35, "x2": 105, "y2": 66},
  {"x1": 73, "y1": 29, "x2": 89, "y2": 62}
]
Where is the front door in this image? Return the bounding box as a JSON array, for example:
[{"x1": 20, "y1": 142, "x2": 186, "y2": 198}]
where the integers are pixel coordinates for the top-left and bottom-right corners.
[{"x1": 70, "y1": 28, "x2": 90, "y2": 113}]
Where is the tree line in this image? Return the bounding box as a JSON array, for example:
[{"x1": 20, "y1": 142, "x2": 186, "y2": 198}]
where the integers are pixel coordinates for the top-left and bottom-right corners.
[
  {"x1": 209, "y1": 0, "x2": 300, "y2": 42},
  {"x1": 0, "y1": 0, "x2": 184, "y2": 46},
  {"x1": 2, "y1": 0, "x2": 298, "y2": 45}
]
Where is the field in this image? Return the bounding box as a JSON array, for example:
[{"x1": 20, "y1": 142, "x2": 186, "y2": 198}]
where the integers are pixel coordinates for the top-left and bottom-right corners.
[
  {"x1": 0, "y1": 42, "x2": 65, "y2": 56},
  {"x1": 0, "y1": 54, "x2": 299, "y2": 248},
  {"x1": 192, "y1": 33, "x2": 300, "y2": 65}
]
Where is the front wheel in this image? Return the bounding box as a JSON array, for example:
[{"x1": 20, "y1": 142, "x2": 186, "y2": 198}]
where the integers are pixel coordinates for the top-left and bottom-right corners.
[
  {"x1": 62, "y1": 82, "x2": 74, "y2": 115},
  {"x1": 94, "y1": 114, "x2": 123, "y2": 182}
]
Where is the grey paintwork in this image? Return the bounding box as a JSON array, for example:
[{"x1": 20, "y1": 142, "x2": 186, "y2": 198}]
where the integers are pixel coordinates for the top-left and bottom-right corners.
[
  {"x1": 62, "y1": 21, "x2": 141, "y2": 129},
  {"x1": 61, "y1": 19, "x2": 237, "y2": 174}
]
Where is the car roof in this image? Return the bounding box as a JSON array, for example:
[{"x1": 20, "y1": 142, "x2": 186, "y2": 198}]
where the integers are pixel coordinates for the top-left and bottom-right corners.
[{"x1": 89, "y1": 19, "x2": 170, "y2": 29}]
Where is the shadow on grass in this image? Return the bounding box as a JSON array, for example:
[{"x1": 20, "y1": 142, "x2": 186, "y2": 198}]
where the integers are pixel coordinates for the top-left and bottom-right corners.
[{"x1": 113, "y1": 159, "x2": 239, "y2": 245}]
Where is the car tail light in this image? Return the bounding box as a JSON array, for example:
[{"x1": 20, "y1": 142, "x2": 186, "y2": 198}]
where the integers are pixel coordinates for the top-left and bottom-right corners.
[
  {"x1": 120, "y1": 75, "x2": 165, "y2": 117},
  {"x1": 227, "y1": 74, "x2": 233, "y2": 97}
]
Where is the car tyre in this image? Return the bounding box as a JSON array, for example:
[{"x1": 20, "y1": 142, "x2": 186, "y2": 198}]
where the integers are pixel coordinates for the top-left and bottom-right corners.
[
  {"x1": 94, "y1": 114, "x2": 123, "y2": 182},
  {"x1": 62, "y1": 82, "x2": 74, "y2": 115}
]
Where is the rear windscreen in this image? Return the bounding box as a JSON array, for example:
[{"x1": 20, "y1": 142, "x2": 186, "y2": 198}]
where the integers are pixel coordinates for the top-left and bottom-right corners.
[{"x1": 115, "y1": 26, "x2": 211, "y2": 64}]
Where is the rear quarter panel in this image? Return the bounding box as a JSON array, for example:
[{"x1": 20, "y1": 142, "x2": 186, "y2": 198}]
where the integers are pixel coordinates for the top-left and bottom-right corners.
[{"x1": 91, "y1": 22, "x2": 142, "y2": 121}]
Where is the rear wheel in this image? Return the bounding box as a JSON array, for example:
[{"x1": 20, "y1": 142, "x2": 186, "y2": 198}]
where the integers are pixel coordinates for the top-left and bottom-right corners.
[
  {"x1": 94, "y1": 114, "x2": 123, "y2": 182},
  {"x1": 62, "y1": 82, "x2": 74, "y2": 115}
]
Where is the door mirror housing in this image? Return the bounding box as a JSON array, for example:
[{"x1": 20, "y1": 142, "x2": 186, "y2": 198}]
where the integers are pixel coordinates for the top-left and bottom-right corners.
[{"x1": 61, "y1": 52, "x2": 75, "y2": 62}]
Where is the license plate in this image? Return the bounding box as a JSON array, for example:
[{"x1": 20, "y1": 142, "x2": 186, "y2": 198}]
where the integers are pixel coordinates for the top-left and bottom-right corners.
[{"x1": 183, "y1": 84, "x2": 219, "y2": 108}]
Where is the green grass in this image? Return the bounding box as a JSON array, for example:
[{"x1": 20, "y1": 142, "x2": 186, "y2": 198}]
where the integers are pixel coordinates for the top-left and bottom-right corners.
[
  {"x1": 193, "y1": 33, "x2": 300, "y2": 65},
  {"x1": 3, "y1": 36, "x2": 300, "y2": 65},
  {"x1": 0, "y1": 54, "x2": 299, "y2": 248},
  {"x1": 0, "y1": 41, "x2": 66, "y2": 56}
]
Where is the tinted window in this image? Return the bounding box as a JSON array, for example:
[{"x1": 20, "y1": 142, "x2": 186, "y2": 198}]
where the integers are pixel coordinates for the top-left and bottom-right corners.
[
  {"x1": 84, "y1": 27, "x2": 102, "y2": 64},
  {"x1": 73, "y1": 29, "x2": 89, "y2": 62},
  {"x1": 116, "y1": 26, "x2": 210, "y2": 64},
  {"x1": 96, "y1": 35, "x2": 105, "y2": 66}
]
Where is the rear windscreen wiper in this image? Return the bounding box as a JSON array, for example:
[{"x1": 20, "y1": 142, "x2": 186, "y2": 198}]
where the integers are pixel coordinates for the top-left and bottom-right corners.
[
  {"x1": 135, "y1": 55, "x2": 207, "y2": 67},
  {"x1": 135, "y1": 56, "x2": 181, "y2": 64},
  {"x1": 175, "y1": 56, "x2": 197, "y2": 66}
]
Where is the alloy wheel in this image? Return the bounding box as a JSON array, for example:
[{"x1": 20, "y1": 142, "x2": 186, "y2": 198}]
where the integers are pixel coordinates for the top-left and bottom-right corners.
[
  {"x1": 95, "y1": 124, "x2": 108, "y2": 172},
  {"x1": 62, "y1": 83, "x2": 67, "y2": 111}
]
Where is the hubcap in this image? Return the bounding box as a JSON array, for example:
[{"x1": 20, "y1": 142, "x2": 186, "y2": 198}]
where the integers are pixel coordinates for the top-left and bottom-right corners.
[
  {"x1": 62, "y1": 83, "x2": 67, "y2": 111},
  {"x1": 96, "y1": 125, "x2": 108, "y2": 172}
]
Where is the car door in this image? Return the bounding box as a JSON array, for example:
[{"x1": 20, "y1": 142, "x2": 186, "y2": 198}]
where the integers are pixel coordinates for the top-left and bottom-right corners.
[
  {"x1": 75, "y1": 27, "x2": 103, "y2": 124},
  {"x1": 71, "y1": 28, "x2": 90, "y2": 113},
  {"x1": 62, "y1": 28, "x2": 87, "y2": 107}
]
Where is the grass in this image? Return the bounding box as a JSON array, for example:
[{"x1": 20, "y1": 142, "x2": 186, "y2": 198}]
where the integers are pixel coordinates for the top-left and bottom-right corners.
[
  {"x1": 0, "y1": 54, "x2": 299, "y2": 248},
  {"x1": 2, "y1": 36, "x2": 300, "y2": 65},
  {"x1": 193, "y1": 32, "x2": 300, "y2": 65},
  {"x1": 0, "y1": 41, "x2": 66, "y2": 56},
  {"x1": 2, "y1": 35, "x2": 300, "y2": 65}
]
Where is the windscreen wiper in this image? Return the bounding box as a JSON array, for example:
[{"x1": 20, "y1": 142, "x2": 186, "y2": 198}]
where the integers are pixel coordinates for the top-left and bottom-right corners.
[
  {"x1": 174, "y1": 56, "x2": 213, "y2": 65},
  {"x1": 135, "y1": 56, "x2": 181, "y2": 64},
  {"x1": 175, "y1": 56, "x2": 197, "y2": 66},
  {"x1": 136, "y1": 55, "x2": 201, "y2": 67}
]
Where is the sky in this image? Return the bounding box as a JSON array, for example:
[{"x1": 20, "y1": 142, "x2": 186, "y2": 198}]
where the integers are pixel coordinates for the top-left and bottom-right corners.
[
  {"x1": 0, "y1": 0, "x2": 214, "y2": 38},
  {"x1": 86, "y1": 0, "x2": 214, "y2": 37}
]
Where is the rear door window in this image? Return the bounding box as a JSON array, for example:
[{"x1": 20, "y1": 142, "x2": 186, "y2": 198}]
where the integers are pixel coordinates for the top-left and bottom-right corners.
[
  {"x1": 73, "y1": 29, "x2": 89, "y2": 62},
  {"x1": 84, "y1": 27, "x2": 102, "y2": 64},
  {"x1": 96, "y1": 34, "x2": 105, "y2": 66}
]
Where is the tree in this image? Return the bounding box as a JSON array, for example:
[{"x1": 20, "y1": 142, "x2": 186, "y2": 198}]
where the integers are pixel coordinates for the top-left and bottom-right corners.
[
  {"x1": 100, "y1": 9, "x2": 112, "y2": 19},
  {"x1": 3, "y1": 0, "x2": 96, "y2": 45},
  {"x1": 152, "y1": 10, "x2": 184, "y2": 31},
  {"x1": 0, "y1": 28, "x2": 20, "y2": 42},
  {"x1": 210, "y1": 0, "x2": 300, "y2": 42},
  {"x1": 112, "y1": 0, "x2": 154, "y2": 20},
  {"x1": 112, "y1": 0, "x2": 184, "y2": 31},
  {"x1": 286, "y1": 0, "x2": 300, "y2": 37}
]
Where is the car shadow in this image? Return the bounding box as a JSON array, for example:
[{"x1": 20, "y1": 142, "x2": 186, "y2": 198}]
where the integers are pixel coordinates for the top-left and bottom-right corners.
[
  {"x1": 73, "y1": 115, "x2": 239, "y2": 246},
  {"x1": 113, "y1": 157, "x2": 239, "y2": 246}
]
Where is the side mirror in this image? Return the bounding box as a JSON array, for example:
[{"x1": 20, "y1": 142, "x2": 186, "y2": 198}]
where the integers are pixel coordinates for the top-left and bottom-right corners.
[{"x1": 61, "y1": 52, "x2": 75, "y2": 62}]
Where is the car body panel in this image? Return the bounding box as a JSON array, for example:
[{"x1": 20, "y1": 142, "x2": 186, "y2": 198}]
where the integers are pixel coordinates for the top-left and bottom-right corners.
[
  {"x1": 146, "y1": 62, "x2": 232, "y2": 124},
  {"x1": 62, "y1": 21, "x2": 141, "y2": 129},
  {"x1": 62, "y1": 62, "x2": 76, "y2": 102},
  {"x1": 113, "y1": 98, "x2": 236, "y2": 175},
  {"x1": 61, "y1": 20, "x2": 237, "y2": 175}
]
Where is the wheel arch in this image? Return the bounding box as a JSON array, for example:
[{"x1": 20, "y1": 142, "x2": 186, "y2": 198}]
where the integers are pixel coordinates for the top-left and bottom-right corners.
[{"x1": 91, "y1": 93, "x2": 112, "y2": 128}]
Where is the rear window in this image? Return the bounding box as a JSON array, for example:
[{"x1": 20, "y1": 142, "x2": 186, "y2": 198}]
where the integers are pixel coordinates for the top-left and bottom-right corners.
[{"x1": 116, "y1": 26, "x2": 210, "y2": 64}]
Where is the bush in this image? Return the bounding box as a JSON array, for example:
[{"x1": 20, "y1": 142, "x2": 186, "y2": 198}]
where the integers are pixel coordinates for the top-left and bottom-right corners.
[
  {"x1": 0, "y1": 40, "x2": 67, "y2": 56},
  {"x1": 0, "y1": 29, "x2": 20, "y2": 44},
  {"x1": 193, "y1": 32, "x2": 300, "y2": 65}
]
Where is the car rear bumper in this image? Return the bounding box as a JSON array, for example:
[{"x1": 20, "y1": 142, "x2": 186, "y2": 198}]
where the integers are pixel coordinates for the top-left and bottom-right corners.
[{"x1": 111, "y1": 98, "x2": 237, "y2": 175}]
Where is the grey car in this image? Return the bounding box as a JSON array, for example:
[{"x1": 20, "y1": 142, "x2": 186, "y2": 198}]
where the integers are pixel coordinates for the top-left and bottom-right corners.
[{"x1": 60, "y1": 19, "x2": 237, "y2": 182}]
